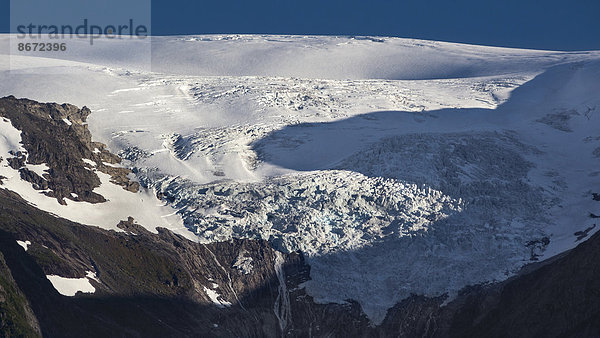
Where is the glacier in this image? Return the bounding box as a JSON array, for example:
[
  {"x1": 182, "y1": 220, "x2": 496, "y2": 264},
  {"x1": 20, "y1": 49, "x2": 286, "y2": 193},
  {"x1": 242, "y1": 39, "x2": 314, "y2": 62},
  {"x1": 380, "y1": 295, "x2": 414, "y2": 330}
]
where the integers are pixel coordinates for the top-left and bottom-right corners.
[{"x1": 1, "y1": 34, "x2": 599, "y2": 323}]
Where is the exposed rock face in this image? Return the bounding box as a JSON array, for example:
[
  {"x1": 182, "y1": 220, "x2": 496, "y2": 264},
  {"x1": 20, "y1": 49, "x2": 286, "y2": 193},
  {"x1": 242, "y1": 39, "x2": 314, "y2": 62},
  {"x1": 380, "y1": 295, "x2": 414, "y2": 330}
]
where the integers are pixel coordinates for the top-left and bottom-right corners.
[
  {"x1": 445, "y1": 231, "x2": 600, "y2": 337},
  {"x1": 0, "y1": 96, "x2": 138, "y2": 205},
  {"x1": 0, "y1": 96, "x2": 599, "y2": 337}
]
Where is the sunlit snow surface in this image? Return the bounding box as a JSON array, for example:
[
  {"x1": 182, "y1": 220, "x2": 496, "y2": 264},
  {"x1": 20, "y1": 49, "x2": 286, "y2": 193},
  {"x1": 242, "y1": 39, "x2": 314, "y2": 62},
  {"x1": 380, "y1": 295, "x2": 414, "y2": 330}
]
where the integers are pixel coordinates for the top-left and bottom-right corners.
[
  {"x1": 16, "y1": 240, "x2": 31, "y2": 251},
  {"x1": 1, "y1": 34, "x2": 600, "y2": 322},
  {"x1": 46, "y1": 272, "x2": 97, "y2": 297},
  {"x1": 203, "y1": 285, "x2": 232, "y2": 308}
]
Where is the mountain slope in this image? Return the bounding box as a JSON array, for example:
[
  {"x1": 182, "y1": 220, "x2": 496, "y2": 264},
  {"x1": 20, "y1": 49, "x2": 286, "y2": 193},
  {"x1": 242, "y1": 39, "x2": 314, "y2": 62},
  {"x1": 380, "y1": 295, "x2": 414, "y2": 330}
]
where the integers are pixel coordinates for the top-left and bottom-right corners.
[{"x1": 0, "y1": 250, "x2": 40, "y2": 337}]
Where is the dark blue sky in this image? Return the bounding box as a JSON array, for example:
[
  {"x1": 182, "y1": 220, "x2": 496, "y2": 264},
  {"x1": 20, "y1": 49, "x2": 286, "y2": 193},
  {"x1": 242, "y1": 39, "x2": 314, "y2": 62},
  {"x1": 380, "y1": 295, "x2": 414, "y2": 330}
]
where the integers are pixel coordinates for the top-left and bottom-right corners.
[{"x1": 1, "y1": 0, "x2": 599, "y2": 51}]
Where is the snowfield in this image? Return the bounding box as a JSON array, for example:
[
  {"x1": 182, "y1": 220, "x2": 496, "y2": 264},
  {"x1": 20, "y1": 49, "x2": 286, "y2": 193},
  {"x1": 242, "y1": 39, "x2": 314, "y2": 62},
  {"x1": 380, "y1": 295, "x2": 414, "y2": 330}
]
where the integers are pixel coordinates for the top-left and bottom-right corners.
[
  {"x1": 46, "y1": 271, "x2": 98, "y2": 297},
  {"x1": 1, "y1": 34, "x2": 599, "y2": 322}
]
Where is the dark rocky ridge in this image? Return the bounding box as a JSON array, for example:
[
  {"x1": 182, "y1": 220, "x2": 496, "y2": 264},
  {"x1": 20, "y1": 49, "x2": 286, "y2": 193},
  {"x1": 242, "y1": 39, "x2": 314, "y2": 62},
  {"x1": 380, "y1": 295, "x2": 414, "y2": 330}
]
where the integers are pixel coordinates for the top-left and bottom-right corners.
[
  {"x1": 0, "y1": 96, "x2": 599, "y2": 337},
  {"x1": 0, "y1": 96, "x2": 138, "y2": 205}
]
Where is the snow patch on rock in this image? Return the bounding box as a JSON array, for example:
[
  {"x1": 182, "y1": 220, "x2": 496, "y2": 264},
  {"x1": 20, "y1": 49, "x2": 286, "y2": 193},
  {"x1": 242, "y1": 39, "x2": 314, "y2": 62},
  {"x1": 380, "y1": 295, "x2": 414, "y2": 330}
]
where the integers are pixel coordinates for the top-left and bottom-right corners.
[
  {"x1": 232, "y1": 252, "x2": 254, "y2": 275},
  {"x1": 46, "y1": 274, "x2": 96, "y2": 296},
  {"x1": 16, "y1": 240, "x2": 31, "y2": 251},
  {"x1": 203, "y1": 285, "x2": 232, "y2": 308}
]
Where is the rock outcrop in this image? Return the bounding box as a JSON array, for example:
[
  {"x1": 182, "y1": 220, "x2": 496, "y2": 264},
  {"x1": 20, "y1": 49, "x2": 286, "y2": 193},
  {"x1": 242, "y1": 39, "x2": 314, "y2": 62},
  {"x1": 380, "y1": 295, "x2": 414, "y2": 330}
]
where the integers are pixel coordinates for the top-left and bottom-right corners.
[{"x1": 0, "y1": 96, "x2": 138, "y2": 205}]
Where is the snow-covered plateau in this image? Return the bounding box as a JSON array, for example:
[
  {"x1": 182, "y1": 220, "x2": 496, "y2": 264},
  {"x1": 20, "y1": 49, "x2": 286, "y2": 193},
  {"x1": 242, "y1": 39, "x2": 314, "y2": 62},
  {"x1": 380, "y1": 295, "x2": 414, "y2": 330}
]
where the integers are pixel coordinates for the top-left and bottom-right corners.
[{"x1": 1, "y1": 34, "x2": 599, "y2": 322}]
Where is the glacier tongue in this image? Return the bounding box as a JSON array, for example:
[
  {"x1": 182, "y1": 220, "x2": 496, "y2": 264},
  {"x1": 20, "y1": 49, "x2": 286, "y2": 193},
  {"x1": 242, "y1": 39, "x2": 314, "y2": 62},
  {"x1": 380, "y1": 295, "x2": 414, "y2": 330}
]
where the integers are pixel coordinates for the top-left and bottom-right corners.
[{"x1": 137, "y1": 130, "x2": 552, "y2": 323}]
